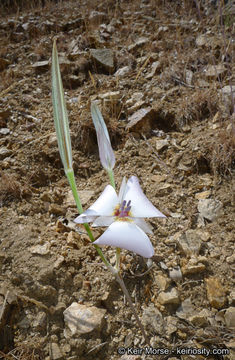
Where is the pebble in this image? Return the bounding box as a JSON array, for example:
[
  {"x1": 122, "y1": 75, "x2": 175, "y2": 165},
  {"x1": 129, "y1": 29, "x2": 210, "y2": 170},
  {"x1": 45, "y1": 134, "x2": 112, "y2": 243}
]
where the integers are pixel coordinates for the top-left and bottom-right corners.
[
  {"x1": 50, "y1": 343, "x2": 63, "y2": 360},
  {"x1": 204, "y1": 64, "x2": 226, "y2": 78},
  {"x1": 195, "y1": 190, "x2": 211, "y2": 200},
  {"x1": 176, "y1": 230, "x2": 202, "y2": 256},
  {"x1": 169, "y1": 266, "x2": 182, "y2": 282},
  {"x1": 32, "y1": 311, "x2": 47, "y2": 330},
  {"x1": 90, "y1": 48, "x2": 114, "y2": 73},
  {"x1": 181, "y1": 256, "x2": 206, "y2": 275},
  {"x1": 176, "y1": 298, "x2": 195, "y2": 320},
  {"x1": 228, "y1": 291, "x2": 235, "y2": 305},
  {"x1": 155, "y1": 274, "x2": 171, "y2": 291},
  {"x1": 0, "y1": 147, "x2": 12, "y2": 160},
  {"x1": 197, "y1": 199, "x2": 223, "y2": 222},
  {"x1": 142, "y1": 304, "x2": 164, "y2": 333},
  {"x1": 63, "y1": 303, "x2": 106, "y2": 336},
  {"x1": 224, "y1": 307, "x2": 235, "y2": 328},
  {"x1": 32, "y1": 60, "x2": 50, "y2": 73},
  {"x1": 189, "y1": 309, "x2": 210, "y2": 327},
  {"x1": 0, "y1": 128, "x2": 10, "y2": 135},
  {"x1": 114, "y1": 66, "x2": 130, "y2": 77},
  {"x1": 146, "y1": 61, "x2": 161, "y2": 79},
  {"x1": 54, "y1": 255, "x2": 64, "y2": 270},
  {"x1": 157, "y1": 287, "x2": 180, "y2": 305},
  {"x1": 205, "y1": 277, "x2": 226, "y2": 309},
  {"x1": 155, "y1": 139, "x2": 169, "y2": 152},
  {"x1": 30, "y1": 243, "x2": 50, "y2": 255},
  {"x1": 128, "y1": 37, "x2": 149, "y2": 52},
  {"x1": 126, "y1": 107, "x2": 156, "y2": 133}
]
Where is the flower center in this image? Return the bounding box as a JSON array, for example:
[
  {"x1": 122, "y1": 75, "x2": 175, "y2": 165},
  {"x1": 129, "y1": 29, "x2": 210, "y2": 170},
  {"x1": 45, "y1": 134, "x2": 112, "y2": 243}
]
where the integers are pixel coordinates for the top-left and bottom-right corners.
[{"x1": 114, "y1": 200, "x2": 132, "y2": 219}]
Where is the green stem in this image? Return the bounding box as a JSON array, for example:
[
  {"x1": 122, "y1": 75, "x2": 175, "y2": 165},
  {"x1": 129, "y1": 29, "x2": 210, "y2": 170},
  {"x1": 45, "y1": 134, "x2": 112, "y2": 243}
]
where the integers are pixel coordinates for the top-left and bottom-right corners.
[
  {"x1": 107, "y1": 169, "x2": 116, "y2": 190},
  {"x1": 66, "y1": 169, "x2": 83, "y2": 214},
  {"x1": 66, "y1": 169, "x2": 110, "y2": 267}
]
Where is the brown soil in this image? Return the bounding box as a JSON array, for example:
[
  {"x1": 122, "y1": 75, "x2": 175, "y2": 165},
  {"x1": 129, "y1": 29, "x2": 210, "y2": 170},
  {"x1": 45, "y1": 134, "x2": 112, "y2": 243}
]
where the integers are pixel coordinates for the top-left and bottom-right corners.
[{"x1": 0, "y1": 1, "x2": 234, "y2": 359}]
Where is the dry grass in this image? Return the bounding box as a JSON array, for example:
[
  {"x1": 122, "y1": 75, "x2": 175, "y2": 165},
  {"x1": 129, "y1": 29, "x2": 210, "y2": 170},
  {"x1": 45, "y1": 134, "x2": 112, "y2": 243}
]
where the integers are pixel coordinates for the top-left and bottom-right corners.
[
  {"x1": 0, "y1": 344, "x2": 44, "y2": 360},
  {"x1": 209, "y1": 122, "x2": 235, "y2": 176}
]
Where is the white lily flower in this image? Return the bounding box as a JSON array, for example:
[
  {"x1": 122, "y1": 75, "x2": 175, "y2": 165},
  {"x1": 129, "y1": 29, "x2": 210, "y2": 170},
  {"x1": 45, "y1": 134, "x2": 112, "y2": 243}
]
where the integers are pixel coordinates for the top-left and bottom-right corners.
[{"x1": 74, "y1": 176, "x2": 166, "y2": 258}]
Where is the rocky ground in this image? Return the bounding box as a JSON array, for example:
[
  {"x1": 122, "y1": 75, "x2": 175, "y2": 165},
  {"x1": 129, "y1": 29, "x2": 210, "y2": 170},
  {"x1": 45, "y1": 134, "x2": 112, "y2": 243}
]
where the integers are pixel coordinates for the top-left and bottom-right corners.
[{"x1": 0, "y1": 0, "x2": 234, "y2": 359}]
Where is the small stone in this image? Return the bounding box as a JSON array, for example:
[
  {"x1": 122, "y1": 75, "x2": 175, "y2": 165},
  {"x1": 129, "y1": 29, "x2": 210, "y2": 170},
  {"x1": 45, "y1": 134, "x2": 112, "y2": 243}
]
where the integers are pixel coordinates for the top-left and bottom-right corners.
[
  {"x1": 189, "y1": 309, "x2": 210, "y2": 327},
  {"x1": 151, "y1": 174, "x2": 167, "y2": 183},
  {"x1": 90, "y1": 48, "x2": 114, "y2": 73},
  {"x1": 169, "y1": 267, "x2": 182, "y2": 282},
  {"x1": 142, "y1": 304, "x2": 164, "y2": 333},
  {"x1": 157, "y1": 287, "x2": 180, "y2": 305},
  {"x1": 67, "y1": 231, "x2": 82, "y2": 248},
  {"x1": 181, "y1": 257, "x2": 206, "y2": 275},
  {"x1": 0, "y1": 147, "x2": 12, "y2": 160},
  {"x1": 195, "y1": 190, "x2": 211, "y2": 200},
  {"x1": 198, "y1": 199, "x2": 223, "y2": 222},
  {"x1": 224, "y1": 307, "x2": 235, "y2": 328},
  {"x1": 120, "y1": 355, "x2": 141, "y2": 360},
  {"x1": 63, "y1": 303, "x2": 106, "y2": 336},
  {"x1": 228, "y1": 291, "x2": 235, "y2": 305},
  {"x1": 155, "y1": 139, "x2": 169, "y2": 152},
  {"x1": 89, "y1": 11, "x2": 108, "y2": 25},
  {"x1": 99, "y1": 91, "x2": 120, "y2": 100},
  {"x1": 205, "y1": 277, "x2": 226, "y2": 309},
  {"x1": 128, "y1": 37, "x2": 149, "y2": 52},
  {"x1": 226, "y1": 253, "x2": 235, "y2": 264},
  {"x1": 176, "y1": 230, "x2": 202, "y2": 256},
  {"x1": 0, "y1": 128, "x2": 10, "y2": 135},
  {"x1": 126, "y1": 107, "x2": 156, "y2": 134},
  {"x1": 176, "y1": 299, "x2": 195, "y2": 320},
  {"x1": 30, "y1": 243, "x2": 50, "y2": 255},
  {"x1": 204, "y1": 64, "x2": 226, "y2": 78},
  {"x1": 185, "y1": 70, "x2": 193, "y2": 85},
  {"x1": 54, "y1": 255, "x2": 64, "y2": 269},
  {"x1": 165, "y1": 316, "x2": 178, "y2": 336},
  {"x1": 155, "y1": 274, "x2": 171, "y2": 291},
  {"x1": 50, "y1": 343, "x2": 63, "y2": 360},
  {"x1": 47, "y1": 133, "x2": 57, "y2": 147},
  {"x1": 196, "y1": 34, "x2": 208, "y2": 46},
  {"x1": 114, "y1": 66, "x2": 130, "y2": 77},
  {"x1": 156, "y1": 183, "x2": 172, "y2": 196},
  {"x1": 146, "y1": 61, "x2": 161, "y2": 79},
  {"x1": 32, "y1": 60, "x2": 50, "y2": 73},
  {"x1": 32, "y1": 311, "x2": 47, "y2": 330}
]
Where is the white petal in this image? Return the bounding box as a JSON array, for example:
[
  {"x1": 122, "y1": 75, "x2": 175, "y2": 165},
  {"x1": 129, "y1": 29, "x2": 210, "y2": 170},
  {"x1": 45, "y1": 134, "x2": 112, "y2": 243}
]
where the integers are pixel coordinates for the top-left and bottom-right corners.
[
  {"x1": 91, "y1": 103, "x2": 115, "y2": 170},
  {"x1": 93, "y1": 221, "x2": 154, "y2": 258},
  {"x1": 74, "y1": 184, "x2": 118, "y2": 224},
  {"x1": 92, "y1": 216, "x2": 114, "y2": 227},
  {"x1": 124, "y1": 176, "x2": 166, "y2": 218},
  {"x1": 133, "y1": 218, "x2": 153, "y2": 234},
  {"x1": 74, "y1": 212, "x2": 98, "y2": 224}
]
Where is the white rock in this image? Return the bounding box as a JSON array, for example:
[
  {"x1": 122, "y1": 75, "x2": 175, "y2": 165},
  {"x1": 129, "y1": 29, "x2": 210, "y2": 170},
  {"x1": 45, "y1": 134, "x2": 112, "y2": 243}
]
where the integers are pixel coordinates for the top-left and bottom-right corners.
[
  {"x1": 63, "y1": 302, "x2": 106, "y2": 336},
  {"x1": 30, "y1": 243, "x2": 50, "y2": 255},
  {"x1": 224, "y1": 307, "x2": 235, "y2": 328},
  {"x1": 50, "y1": 343, "x2": 63, "y2": 360},
  {"x1": 157, "y1": 287, "x2": 180, "y2": 305},
  {"x1": 198, "y1": 199, "x2": 223, "y2": 221},
  {"x1": 114, "y1": 66, "x2": 130, "y2": 77},
  {"x1": 176, "y1": 230, "x2": 202, "y2": 256}
]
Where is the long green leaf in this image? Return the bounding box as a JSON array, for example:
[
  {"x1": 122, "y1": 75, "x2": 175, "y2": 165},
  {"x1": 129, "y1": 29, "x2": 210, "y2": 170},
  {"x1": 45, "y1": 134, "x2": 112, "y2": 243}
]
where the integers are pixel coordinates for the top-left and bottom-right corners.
[{"x1": 51, "y1": 40, "x2": 72, "y2": 172}]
